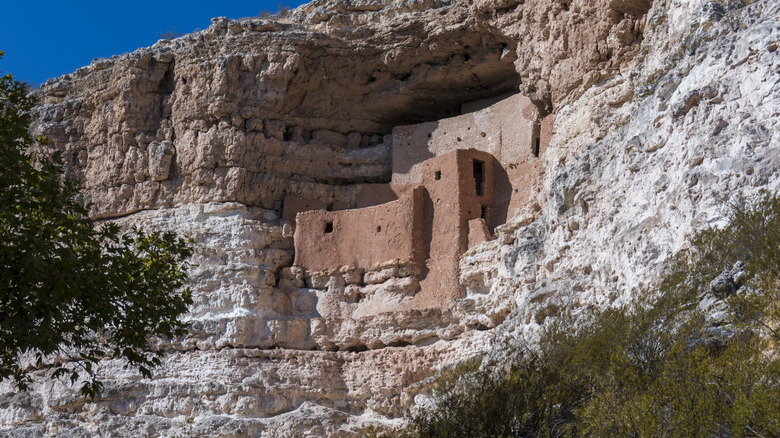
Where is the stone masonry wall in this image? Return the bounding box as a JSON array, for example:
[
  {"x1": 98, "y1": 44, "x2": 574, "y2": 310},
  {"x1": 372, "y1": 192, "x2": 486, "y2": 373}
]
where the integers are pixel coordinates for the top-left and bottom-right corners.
[{"x1": 293, "y1": 187, "x2": 425, "y2": 273}]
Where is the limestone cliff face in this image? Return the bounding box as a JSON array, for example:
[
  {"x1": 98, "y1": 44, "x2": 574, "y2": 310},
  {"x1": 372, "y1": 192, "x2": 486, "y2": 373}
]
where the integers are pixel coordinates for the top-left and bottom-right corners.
[{"x1": 1, "y1": 0, "x2": 778, "y2": 436}]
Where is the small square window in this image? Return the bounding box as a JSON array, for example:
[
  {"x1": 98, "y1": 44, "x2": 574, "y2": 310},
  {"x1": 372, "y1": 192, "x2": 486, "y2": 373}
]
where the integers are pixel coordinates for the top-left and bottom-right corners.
[
  {"x1": 324, "y1": 221, "x2": 334, "y2": 233},
  {"x1": 434, "y1": 171, "x2": 441, "y2": 180}
]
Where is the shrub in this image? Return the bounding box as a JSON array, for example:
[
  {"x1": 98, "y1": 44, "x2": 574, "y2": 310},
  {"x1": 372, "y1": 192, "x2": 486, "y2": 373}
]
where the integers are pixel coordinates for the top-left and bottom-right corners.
[
  {"x1": 259, "y1": 3, "x2": 291, "y2": 19},
  {"x1": 159, "y1": 26, "x2": 183, "y2": 40},
  {"x1": 406, "y1": 194, "x2": 780, "y2": 437}
]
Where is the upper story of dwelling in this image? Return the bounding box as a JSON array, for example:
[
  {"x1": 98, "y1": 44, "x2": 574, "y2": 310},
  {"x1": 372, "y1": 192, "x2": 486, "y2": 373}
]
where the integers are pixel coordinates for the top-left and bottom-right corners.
[
  {"x1": 391, "y1": 92, "x2": 545, "y2": 184},
  {"x1": 390, "y1": 92, "x2": 551, "y2": 231}
]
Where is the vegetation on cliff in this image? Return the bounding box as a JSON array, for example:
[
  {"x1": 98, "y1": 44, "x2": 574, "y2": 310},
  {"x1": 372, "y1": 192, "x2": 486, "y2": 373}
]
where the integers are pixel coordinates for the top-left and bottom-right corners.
[
  {"x1": 0, "y1": 52, "x2": 193, "y2": 397},
  {"x1": 406, "y1": 194, "x2": 780, "y2": 437}
]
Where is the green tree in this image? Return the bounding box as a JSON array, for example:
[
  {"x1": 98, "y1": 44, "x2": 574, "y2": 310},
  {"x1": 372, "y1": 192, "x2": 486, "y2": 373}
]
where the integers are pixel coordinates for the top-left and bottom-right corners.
[{"x1": 0, "y1": 52, "x2": 193, "y2": 397}]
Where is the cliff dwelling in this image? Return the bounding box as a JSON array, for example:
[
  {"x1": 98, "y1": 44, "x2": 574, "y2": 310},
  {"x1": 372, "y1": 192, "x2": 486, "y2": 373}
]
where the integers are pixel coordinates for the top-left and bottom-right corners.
[{"x1": 281, "y1": 92, "x2": 553, "y2": 312}]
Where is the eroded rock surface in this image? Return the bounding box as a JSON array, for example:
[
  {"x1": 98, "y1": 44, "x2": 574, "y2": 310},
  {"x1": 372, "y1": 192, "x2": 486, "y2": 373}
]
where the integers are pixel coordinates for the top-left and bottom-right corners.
[{"x1": 2, "y1": 0, "x2": 779, "y2": 435}]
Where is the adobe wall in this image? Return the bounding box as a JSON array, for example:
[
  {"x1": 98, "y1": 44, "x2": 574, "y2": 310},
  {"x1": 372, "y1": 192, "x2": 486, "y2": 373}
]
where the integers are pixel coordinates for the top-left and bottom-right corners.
[
  {"x1": 292, "y1": 187, "x2": 425, "y2": 273},
  {"x1": 414, "y1": 149, "x2": 495, "y2": 306}
]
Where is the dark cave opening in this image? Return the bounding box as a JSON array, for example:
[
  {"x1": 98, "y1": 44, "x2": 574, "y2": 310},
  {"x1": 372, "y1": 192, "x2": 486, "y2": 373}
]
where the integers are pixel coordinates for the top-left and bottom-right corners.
[{"x1": 281, "y1": 27, "x2": 522, "y2": 135}]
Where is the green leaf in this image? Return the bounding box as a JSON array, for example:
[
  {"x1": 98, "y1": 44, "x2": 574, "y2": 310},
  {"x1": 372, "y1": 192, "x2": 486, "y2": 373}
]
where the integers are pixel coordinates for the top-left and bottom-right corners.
[{"x1": 0, "y1": 56, "x2": 193, "y2": 399}]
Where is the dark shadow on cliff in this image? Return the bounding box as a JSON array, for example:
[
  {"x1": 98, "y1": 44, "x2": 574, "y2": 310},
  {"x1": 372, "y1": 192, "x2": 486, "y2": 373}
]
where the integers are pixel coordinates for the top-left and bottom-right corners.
[
  {"x1": 391, "y1": 121, "x2": 436, "y2": 182},
  {"x1": 489, "y1": 156, "x2": 511, "y2": 232},
  {"x1": 419, "y1": 187, "x2": 434, "y2": 282}
]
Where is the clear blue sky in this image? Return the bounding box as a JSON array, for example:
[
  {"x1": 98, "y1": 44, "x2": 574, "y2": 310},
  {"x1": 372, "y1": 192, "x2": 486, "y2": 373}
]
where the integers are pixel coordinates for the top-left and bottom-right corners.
[{"x1": 0, "y1": 0, "x2": 309, "y2": 87}]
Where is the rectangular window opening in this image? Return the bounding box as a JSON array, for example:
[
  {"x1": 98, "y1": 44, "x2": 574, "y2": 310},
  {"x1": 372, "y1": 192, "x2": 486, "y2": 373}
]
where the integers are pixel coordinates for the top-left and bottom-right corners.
[
  {"x1": 534, "y1": 137, "x2": 540, "y2": 157},
  {"x1": 434, "y1": 170, "x2": 441, "y2": 180},
  {"x1": 326, "y1": 202, "x2": 334, "y2": 211},
  {"x1": 324, "y1": 221, "x2": 334, "y2": 233},
  {"x1": 473, "y1": 159, "x2": 485, "y2": 196},
  {"x1": 480, "y1": 205, "x2": 488, "y2": 220}
]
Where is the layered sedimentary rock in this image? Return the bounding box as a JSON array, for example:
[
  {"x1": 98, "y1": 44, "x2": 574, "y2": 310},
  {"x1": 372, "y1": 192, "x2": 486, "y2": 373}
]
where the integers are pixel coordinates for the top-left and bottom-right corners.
[{"x1": 1, "y1": 0, "x2": 779, "y2": 436}]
